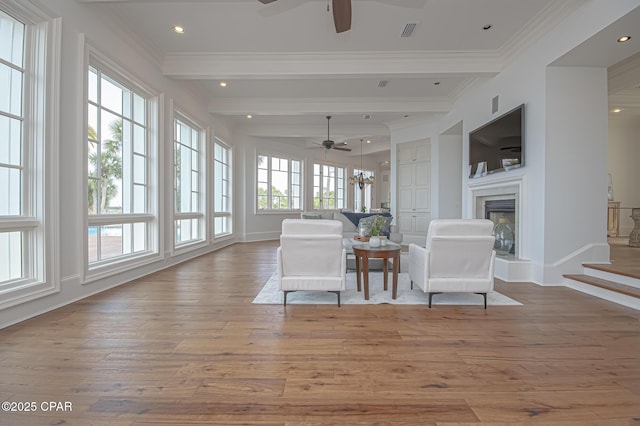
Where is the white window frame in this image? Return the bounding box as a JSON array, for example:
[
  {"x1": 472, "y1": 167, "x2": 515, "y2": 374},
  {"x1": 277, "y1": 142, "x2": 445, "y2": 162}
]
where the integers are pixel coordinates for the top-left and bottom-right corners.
[
  {"x1": 82, "y1": 40, "x2": 160, "y2": 283},
  {"x1": 0, "y1": 1, "x2": 60, "y2": 310},
  {"x1": 172, "y1": 108, "x2": 206, "y2": 250},
  {"x1": 212, "y1": 137, "x2": 232, "y2": 238},
  {"x1": 256, "y1": 152, "x2": 302, "y2": 213},
  {"x1": 313, "y1": 162, "x2": 346, "y2": 210}
]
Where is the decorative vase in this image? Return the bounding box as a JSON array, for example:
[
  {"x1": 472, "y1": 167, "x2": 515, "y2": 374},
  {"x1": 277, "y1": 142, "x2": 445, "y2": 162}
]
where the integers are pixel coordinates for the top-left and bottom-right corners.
[
  {"x1": 369, "y1": 236, "x2": 381, "y2": 248},
  {"x1": 493, "y1": 217, "x2": 514, "y2": 256},
  {"x1": 607, "y1": 173, "x2": 614, "y2": 201}
]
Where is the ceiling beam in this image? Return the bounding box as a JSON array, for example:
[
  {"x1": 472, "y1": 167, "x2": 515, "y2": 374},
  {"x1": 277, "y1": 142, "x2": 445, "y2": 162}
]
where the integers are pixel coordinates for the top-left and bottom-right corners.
[
  {"x1": 164, "y1": 51, "x2": 502, "y2": 80},
  {"x1": 208, "y1": 96, "x2": 451, "y2": 116}
]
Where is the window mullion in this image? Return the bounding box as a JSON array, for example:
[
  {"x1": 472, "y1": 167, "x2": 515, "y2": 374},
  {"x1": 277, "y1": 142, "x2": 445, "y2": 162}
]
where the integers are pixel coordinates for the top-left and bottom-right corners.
[{"x1": 0, "y1": 217, "x2": 39, "y2": 230}]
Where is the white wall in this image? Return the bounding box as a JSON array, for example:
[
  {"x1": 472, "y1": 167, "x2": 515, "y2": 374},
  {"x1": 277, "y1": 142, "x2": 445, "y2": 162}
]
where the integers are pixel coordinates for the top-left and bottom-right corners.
[
  {"x1": 1, "y1": 0, "x2": 230, "y2": 328},
  {"x1": 437, "y1": 133, "x2": 463, "y2": 219},
  {"x1": 542, "y1": 66, "x2": 610, "y2": 282},
  {"x1": 233, "y1": 132, "x2": 381, "y2": 242},
  {"x1": 390, "y1": 0, "x2": 638, "y2": 284},
  {"x1": 608, "y1": 115, "x2": 640, "y2": 235}
]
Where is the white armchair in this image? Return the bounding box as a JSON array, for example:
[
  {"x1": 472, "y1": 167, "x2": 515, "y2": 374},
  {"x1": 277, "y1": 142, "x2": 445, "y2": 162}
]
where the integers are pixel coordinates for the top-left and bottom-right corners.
[
  {"x1": 408, "y1": 219, "x2": 496, "y2": 308},
  {"x1": 277, "y1": 219, "x2": 347, "y2": 306}
]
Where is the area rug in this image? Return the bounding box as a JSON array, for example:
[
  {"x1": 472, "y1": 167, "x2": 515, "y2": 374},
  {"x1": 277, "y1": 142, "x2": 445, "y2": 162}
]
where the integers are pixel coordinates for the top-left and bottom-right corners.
[{"x1": 253, "y1": 272, "x2": 522, "y2": 306}]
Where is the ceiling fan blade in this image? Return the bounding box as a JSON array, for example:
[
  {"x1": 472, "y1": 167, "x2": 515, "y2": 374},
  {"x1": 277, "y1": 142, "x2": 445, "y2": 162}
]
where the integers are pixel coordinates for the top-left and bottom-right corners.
[
  {"x1": 332, "y1": 0, "x2": 352, "y2": 33},
  {"x1": 333, "y1": 146, "x2": 352, "y2": 152},
  {"x1": 258, "y1": 0, "x2": 278, "y2": 4}
]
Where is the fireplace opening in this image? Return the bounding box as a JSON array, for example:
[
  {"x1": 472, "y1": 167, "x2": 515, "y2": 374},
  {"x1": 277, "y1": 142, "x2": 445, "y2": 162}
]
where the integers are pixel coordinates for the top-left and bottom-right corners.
[{"x1": 485, "y1": 199, "x2": 516, "y2": 255}]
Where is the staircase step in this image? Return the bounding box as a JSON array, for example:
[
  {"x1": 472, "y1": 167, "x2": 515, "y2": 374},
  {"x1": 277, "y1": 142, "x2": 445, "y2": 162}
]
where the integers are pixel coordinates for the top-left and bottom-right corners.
[
  {"x1": 583, "y1": 263, "x2": 640, "y2": 280},
  {"x1": 564, "y1": 274, "x2": 640, "y2": 299}
]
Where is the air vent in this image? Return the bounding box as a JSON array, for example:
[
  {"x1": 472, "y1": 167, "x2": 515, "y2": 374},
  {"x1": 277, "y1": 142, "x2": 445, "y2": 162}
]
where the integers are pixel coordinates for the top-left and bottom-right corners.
[
  {"x1": 377, "y1": 80, "x2": 388, "y2": 88},
  {"x1": 401, "y1": 23, "x2": 417, "y2": 38},
  {"x1": 363, "y1": 114, "x2": 373, "y2": 120}
]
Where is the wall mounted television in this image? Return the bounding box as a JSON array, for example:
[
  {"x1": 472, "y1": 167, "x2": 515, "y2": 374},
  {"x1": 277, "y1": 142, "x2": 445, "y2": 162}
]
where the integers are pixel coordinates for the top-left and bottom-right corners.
[{"x1": 469, "y1": 104, "x2": 524, "y2": 178}]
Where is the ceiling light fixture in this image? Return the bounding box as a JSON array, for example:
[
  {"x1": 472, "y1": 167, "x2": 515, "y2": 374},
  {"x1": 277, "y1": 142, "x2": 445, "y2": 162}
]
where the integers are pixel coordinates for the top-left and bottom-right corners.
[
  {"x1": 173, "y1": 25, "x2": 185, "y2": 34},
  {"x1": 612, "y1": 108, "x2": 622, "y2": 113},
  {"x1": 219, "y1": 82, "x2": 227, "y2": 87},
  {"x1": 617, "y1": 36, "x2": 631, "y2": 42},
  {"x1": 246, "y1": 114, "x2": 252, "y2": 119},
  {"x1": 348, "y1": 139, "x2": 375, "y2": 190}
]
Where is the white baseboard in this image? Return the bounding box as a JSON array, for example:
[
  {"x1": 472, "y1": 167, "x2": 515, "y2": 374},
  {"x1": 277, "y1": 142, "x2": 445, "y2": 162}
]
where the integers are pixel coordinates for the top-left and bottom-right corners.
[{"x1": 494, "y1": 257, "x2": 533, "y2": 283}]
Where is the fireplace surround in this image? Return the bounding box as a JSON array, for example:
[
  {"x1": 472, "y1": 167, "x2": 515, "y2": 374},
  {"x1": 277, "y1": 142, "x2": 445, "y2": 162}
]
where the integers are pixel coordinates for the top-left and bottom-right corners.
[{"x1": 468, "y1": 175, "x2": 525, "y2": 260}]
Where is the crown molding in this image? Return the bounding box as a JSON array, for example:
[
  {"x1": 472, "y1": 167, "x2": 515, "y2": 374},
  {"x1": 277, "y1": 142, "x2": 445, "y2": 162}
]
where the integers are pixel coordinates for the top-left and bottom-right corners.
[
  {"x1": 608, "y1": 52, "x2": 640, "y2": 94},
  {"x1": 498, "y1": 0, "x2": 586, "y2": 66},
  {"x1": 88, "y1": 4, "x2": 164, "y2": 68}
]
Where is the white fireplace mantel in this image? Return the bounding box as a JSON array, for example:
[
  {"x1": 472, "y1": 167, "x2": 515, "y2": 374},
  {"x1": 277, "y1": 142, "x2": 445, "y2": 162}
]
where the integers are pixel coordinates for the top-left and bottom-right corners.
[{"x1": 467, "y1": 173, "x2": 530, "y2": 281}]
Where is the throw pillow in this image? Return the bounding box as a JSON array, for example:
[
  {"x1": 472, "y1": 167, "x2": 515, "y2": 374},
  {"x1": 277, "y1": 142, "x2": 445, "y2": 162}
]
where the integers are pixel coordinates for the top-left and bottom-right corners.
[{"x1": 301, "y1": 213, "x2": 322, "y2": 220}]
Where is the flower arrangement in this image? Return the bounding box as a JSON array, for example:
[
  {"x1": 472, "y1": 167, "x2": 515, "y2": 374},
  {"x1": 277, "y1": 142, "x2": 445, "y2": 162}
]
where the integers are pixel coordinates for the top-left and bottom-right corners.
[{"x1": 369, "y1": 215, "x2": 386, "y2": 237}]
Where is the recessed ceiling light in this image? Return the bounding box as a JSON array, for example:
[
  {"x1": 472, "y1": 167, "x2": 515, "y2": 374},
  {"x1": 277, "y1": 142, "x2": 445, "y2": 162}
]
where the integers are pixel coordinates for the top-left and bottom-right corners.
[
  {"x1": 219, "y1": 82, "x2": 227, "y2": 87},
  {"x1": 434, "y1": 81, "x2": 440, "y2": 86},
  {"x1": 366, "y1": 140, "x2": 371, "y2": 144},
  {"x1": 612, "y1": 108, "x2": 622, "y2": 113},
  {"x1": 173, "y1": 25, "x2": 185, "y2": 34},
  {"x1": 617, "y1": 36, "x2": 631, "y2": 43},
  {"x1": 483, "y1": 24, "x2": 492, "y2": 30},
  {"x1": 246, "y1": 114, "x2": 252, "y2": 119}
]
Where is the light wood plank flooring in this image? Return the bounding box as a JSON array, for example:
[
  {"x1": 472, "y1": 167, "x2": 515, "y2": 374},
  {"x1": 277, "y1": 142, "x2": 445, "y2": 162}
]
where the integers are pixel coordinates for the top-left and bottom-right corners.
[{"x1": 1, "y1": 241, "x2": 639, "y2": 425}]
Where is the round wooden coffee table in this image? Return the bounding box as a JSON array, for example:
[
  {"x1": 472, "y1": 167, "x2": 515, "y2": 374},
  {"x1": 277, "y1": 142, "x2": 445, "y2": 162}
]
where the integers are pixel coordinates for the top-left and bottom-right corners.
[{"x1": 352, "y1": 243, "x2": 401, "y2": 300}]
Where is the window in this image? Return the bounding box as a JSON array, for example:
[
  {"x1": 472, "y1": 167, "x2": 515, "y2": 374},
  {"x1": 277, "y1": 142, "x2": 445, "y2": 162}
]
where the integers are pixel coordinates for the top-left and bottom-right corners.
[
  {"x1": 174, "y1": 114, "x2": 205, "y2": 246},
  {"x1": 313, "y1": 163, "x2": 345, "y2": 210},
  {"x1": 0, "y1": 10, "x2": 25, "y2": 284},
  {"x1": 86, "y1": 54, "x2": 157, "y2": 273},
  {"x1": 257, "y1": 154, "x2": 301, "y2": 211},
  {"x1": 353, "y1": 168, "x2": 374, "y2": 212},
  {"x1": 0, "y1": 4, "x2": 59, "y2": 307},
  {"x1": 213, "y1": 139, "x2": 232, "y2": 237}
]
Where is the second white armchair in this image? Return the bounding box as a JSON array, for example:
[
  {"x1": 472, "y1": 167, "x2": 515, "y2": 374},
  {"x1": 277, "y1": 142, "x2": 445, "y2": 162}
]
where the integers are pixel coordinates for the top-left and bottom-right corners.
[{"x1": 408, "y1": 219, "x2": 496, "y2": 308}]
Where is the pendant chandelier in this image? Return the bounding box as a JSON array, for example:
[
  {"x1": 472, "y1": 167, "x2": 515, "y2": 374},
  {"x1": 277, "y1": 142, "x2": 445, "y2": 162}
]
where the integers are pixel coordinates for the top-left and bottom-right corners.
[{"x1": 348, "y1": 139, "x2": 375, "y2": 189}]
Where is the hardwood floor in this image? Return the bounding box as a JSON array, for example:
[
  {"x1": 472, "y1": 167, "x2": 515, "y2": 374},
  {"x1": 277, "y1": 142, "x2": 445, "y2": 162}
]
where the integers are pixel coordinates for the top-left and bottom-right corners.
[{"x1": 1, "y1": 240, "x2": 639, "y2": 425}]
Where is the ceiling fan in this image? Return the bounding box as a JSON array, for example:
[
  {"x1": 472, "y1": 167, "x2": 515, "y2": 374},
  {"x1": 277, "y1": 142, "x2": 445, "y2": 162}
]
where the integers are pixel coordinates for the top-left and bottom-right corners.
[
  {"x1": 258, "y1": 0, "x2": 352, "y2": 33},
  {"x1": 313, "y1": 116, "x2": 352, "y2": 152}
]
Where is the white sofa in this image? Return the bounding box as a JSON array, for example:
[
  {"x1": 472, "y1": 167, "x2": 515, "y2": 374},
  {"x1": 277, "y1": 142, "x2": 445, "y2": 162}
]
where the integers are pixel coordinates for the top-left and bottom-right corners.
[
  {"x1": 300, "y1": 210, "x2": 402, "y2": 243},
  {"x1": 277, "y1": 219, "x2": 347, "y2": 306},
  {"x1": 300, "y1": 210, "x2": 403, "y2": 271},
  {"x1": 408, "y1": 219, "x2": 496, "y2": 308}
]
